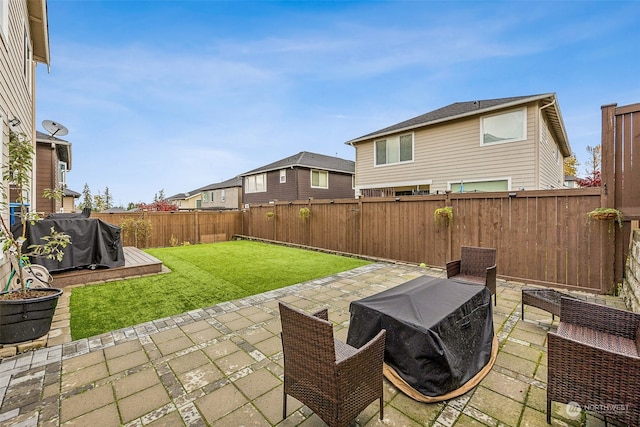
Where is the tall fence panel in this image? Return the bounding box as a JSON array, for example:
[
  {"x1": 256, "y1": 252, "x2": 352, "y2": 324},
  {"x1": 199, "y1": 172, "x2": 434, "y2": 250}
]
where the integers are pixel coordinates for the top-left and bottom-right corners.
[
  {"x1": 93, "y1": 188, "x2": 611, "y2": 293},
  {"x1": 238, "y1": 189, "x2": 607, "y2": 292},
  {"x1": 92, "y1": 211, "x2": 242, "y2": 248},
  {"x1": 601, "y1": 102, "x2": 640, "y2": 285}
]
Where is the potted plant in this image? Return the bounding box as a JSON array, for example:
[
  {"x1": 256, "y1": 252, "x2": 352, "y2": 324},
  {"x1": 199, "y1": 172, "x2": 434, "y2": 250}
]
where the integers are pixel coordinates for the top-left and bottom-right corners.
[
  {"x1": 299, "y1": 207, "x2": 310, "y2": 222},
  {"x1": 587, "y1": 207, "x2": 623, "y2": 227},
  {"x1": 0, "y1": 131, "x2": 71, "y2": 344},
  {"x1": 587, "y1": 207, "x2": 623, "y2": 236},
  {"x1": 434, "y1": 206, "x2": 453, "y2": 227}
]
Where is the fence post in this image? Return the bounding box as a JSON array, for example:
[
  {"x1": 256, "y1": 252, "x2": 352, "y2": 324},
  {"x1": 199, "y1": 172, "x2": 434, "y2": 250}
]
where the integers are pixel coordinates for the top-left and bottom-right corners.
[
  {"x1": 446, "y1": 192, "x2": 452, "y2": 262},
  {"x1": 358, "y1": 197, "x2": 363, "y2": 256},
  {"x1": 600, "y1": 104, "x2": 617, "y2": 293}
]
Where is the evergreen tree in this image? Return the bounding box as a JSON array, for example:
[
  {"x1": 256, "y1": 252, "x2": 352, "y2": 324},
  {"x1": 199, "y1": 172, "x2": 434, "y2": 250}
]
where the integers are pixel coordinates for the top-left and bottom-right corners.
[
  {"x1": 79, "y1": 183, "x2": 93, "y2": 210},
  {"x1": 104, "y1": 187, "x2": 113, "y2": 209},
  {"x1": 93, "y1": 191, "x2": 106, "y2": 212}
]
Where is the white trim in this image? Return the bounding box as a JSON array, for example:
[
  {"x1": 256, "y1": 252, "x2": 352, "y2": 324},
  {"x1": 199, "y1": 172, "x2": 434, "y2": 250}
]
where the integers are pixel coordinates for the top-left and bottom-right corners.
[
  {"x1": 374, "y1": 132, "x2": 414, "y2": 167},
  {"x1": 310, "y1": 169, "x2": 328, "y2": 189},
  {"x1": 245, "y1": 173, "x2": 267, "y2": 193},
  {"x1": 447, "y1": 177, "x2": 512, "y2": 192},
  {"x1": 0, "y1": 0, "x2": 8, "y2": 46},
  {"x1": 279, "y1": 169, "x2": 286, "y2": 183},
  {"x1": 480, "y1": 107, "x2": 527, "y2": 146},
  {"x1": 356, "y1": 179, "x2": 433, "y2": 191}
]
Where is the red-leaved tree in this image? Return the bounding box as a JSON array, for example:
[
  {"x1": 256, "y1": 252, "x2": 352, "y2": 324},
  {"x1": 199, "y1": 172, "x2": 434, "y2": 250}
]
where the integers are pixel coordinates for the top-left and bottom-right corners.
[
  {"x1": 575, "y1": 170, "x2": 601, "y2": 187},
  {"x1": 137, "y1": 200, "x2": 178, "y2": 211}
]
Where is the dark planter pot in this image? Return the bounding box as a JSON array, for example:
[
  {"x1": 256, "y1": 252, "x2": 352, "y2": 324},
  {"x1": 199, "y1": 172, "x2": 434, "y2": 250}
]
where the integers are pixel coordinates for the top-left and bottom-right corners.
[{"x1": 0, "y1": 288, "x2": 63, "y2": 344}]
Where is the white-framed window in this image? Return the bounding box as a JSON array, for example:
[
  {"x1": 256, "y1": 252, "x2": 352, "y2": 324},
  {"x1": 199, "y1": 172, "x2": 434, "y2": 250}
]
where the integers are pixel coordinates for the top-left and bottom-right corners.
[
  {"x1": 352, "y1": 175, "x2": 356, "y2": 189},
  {"x1": 480, "y1": 107, "x2": 526, "y2": 145},
  {"x1": 375, "y1": 133, "x2": 413, "y2": 166},
  {"x1": 279, "y1": 169, "x2": 286, "y2": 183},
  {"x1": 23, "y1": 22, "x2": 32, "y2": 89},
  {"x1": 202, "y1": 192, "x2": 209, "y2": 202},
  {"x1": 221, "y1": 189, "x2": 225, "y2": 202},
  {"x1": 58, "y1": 162, "x2": 67, "y2": 188},
  {"x1": 245, "y1": 173, "x2": 267, "y2": 193},
  {"x1": 0, "y1": 0, "x2": 8, "y2": 44},
  {"x1": 311, "y1": 170, "x2": 328, "y2": 189}
]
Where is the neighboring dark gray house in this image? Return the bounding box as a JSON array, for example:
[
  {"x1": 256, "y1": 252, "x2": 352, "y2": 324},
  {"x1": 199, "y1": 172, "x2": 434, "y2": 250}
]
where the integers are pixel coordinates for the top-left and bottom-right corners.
[{"x1": 240, "y1": 151, "x2": 355, "y2": 204}]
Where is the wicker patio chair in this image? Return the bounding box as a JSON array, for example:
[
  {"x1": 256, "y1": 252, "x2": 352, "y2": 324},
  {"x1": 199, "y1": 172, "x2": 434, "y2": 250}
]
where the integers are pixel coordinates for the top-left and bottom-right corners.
[
  {"x1": 446, "y1": 246, "x2": 497, "y2": 305},
  {"x1": 278, "y1": 302, "x2": 386, "y2": 427},
  {"x1": 547, "y1": 297, "x2": 640, "y2": 425}
]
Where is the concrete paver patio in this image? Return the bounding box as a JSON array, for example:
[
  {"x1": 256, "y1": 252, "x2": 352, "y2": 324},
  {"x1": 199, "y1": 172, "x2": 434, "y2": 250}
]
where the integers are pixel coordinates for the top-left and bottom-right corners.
[{"x1": 0, "y1": 263, "x2": 629, "y2": 426}]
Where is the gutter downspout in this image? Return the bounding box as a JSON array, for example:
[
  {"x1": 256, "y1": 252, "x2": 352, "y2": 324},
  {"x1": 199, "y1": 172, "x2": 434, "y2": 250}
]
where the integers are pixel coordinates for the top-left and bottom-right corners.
[{"x1": 539, "y1": 99, "x2": 558, "y2": 188}]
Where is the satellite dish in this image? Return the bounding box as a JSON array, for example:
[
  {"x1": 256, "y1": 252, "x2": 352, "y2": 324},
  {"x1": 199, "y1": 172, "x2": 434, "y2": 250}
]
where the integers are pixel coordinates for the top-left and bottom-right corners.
[{"x1": 42, "y1": 120, "x2": 69, "y2": 137}]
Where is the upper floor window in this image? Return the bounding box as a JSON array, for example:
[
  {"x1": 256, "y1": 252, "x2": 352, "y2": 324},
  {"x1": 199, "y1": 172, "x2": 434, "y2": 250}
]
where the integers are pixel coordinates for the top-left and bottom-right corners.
[
  {"x1": 58, "y1": 162, "x2": 67, "y2": 188},
  {"x1": 280, "y1": 169, "x2": 286, "y2": 183},
  {"x1": 202, "y1": 192, "x2": 210, "y2": 202},
  {"x1": 481, "y1": 107, "x2": 526, "y2": 145},
  {"x1": 0, "y1": 0, "x2": 8, "y2": 43},
  {"x1": 23, "y1": 24, "x2": 32, "y2": 83},
  {"x1": 220, "y1": 189, "x2": 225, "y2": 202},
  {"x1": 375, "y1": 133, "x2": 413, "y2": 166},
  {"x1": 245, "y1": 173, "x2": 267, "y2": 193},
  {"x1": 311, "y1": 170, "x2": 328, "y2": 189}
]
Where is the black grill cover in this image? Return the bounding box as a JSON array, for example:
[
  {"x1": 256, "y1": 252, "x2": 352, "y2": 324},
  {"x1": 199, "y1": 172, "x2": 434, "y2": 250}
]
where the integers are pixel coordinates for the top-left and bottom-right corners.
[
  {"x1": 15, "y1": 217, "x2": 125, "y2": 272},
  {"x1": 346, "y1": 276, "x2": 494, "y2": 397}
]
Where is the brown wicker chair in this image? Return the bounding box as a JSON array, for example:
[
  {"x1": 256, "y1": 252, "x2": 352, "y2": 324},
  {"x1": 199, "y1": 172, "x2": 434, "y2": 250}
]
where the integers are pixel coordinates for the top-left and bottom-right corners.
[
  {"x1": 547, "y1": 297, "x2": 640, "y2": 425},
  {"x1": 278, "y1": 302, "x2": 386, "y2": 427},
  {"x1": 446, "y1": 246, "x2": 497, "y2": 305}
]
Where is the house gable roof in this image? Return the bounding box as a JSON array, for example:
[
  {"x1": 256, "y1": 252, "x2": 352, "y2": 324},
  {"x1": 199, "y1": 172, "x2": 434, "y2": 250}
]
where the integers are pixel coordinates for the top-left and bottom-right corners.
[
  {"x1": 63, "y1": 188, "x2": 80, "y2": 198},
  {"x1": 240, "y1": 151, "x2": 355, "y2": 176},
  {"x1": 196, "y1": 176, "x2": 243, "y2": 192},
  {"x1": 346, "y1": 93, "x2": 570, "y2": 156},
  {"x1": 27, "y1": 0, "x2": 50, "y2": 67},
  {"x1": 36, "y1": 130, "x2": 72, "y2": 170}
]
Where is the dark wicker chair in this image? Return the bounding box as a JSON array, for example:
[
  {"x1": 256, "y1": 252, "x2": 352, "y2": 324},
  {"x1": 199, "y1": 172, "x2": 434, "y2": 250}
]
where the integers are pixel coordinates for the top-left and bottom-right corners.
[
  {"x1": 547, "y1": 297, "x2": 640, "y2": 425},
  {"x1": 446, "y1": 246, "x2": 497, "y2": 305},
  {"x1": 278, "y1": 302, "x2": 386, "y2": 427}
]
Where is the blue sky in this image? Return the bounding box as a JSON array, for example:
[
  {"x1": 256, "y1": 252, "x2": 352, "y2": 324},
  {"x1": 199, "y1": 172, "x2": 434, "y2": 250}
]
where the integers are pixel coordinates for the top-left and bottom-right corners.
[{"x1": 36, "y1": 1, "x2": 640, "y2": 206}]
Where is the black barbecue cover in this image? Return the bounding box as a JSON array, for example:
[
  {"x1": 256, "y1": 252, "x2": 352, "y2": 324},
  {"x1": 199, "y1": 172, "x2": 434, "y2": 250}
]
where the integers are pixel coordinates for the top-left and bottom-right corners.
[
  {"x1": 15, "y1": 217, "x2": 125, "y2": 272},
  {"x1": 346, "y1": 275, "x2": 494, "y2": 397}
]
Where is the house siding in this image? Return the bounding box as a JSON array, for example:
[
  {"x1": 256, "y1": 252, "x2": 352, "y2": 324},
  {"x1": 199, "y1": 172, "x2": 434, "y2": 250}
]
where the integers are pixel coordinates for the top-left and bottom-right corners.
[
  {"x1": 0, "y1": 0, "x2": 42, "y2": 284},
  {"x1": 538, "y1": 112, "x2": 564, "y2": 189},
  {"x1": 354, "y1": 101, "x2": 560, "y2": 194},
  {"x1": 35, "y1": 142, "x2": 61, "y2": 214},
  {"x1": 296, "y1": 168, "x2": 355, "y2": 200},
  {"x1": 243, "y1": 168, "x2": 355, "y2": 204},
  {"x1": 200, "y1": 187, "x2": 242, "y2": 210}
]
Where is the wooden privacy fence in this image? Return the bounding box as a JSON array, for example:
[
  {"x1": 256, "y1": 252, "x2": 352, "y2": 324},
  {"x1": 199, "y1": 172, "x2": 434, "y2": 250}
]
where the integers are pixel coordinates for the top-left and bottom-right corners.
[
  {"x1": 243, "y1": 188, "x2": 611, "y2": 293},
  {"x1": 95, "y1": 187, "x2": 615, "y2": 294},
  {"x1": 92, "y1": 211, "x2": 242, "y2": 248},
  {"x1": 601, "y1": 102, "x2": 640, "y2": 287}
]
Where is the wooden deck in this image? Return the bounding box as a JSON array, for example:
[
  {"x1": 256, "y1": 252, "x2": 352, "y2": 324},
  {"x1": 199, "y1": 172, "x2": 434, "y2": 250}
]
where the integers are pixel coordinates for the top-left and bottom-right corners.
[{"x1": 51, "y1": 247, "x2": 166, "y2": 288}]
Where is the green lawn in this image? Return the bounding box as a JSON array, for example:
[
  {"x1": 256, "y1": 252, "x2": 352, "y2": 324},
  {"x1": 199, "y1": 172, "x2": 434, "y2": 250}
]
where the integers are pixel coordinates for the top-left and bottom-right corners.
[{"x1": 69, "y1": 240, "x2": 370, "y2": 339}]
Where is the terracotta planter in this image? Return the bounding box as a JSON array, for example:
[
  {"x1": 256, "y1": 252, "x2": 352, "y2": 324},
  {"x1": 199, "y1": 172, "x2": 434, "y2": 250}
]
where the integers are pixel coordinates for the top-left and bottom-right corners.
[
  {"x1": 590, "y1": 211, "x2": 618, "y2": 221},
  {"x1": 0, "y1": 288, "x2": 63, "y2": 344}
]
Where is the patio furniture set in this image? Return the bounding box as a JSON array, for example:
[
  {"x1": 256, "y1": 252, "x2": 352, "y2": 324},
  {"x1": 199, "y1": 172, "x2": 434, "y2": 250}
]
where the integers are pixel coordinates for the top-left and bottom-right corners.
[{"x1": 278, "y1": 245, "x2": 640, "y2": 426}]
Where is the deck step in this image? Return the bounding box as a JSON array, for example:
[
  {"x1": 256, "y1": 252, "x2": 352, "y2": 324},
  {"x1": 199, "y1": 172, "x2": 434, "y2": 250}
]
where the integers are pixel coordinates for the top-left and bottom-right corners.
[{"x1": 51, "y1": 247, "x2": 164, "y2": 288}]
